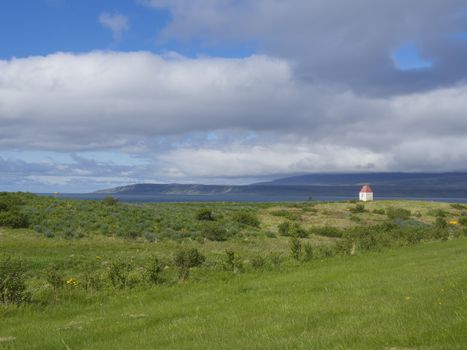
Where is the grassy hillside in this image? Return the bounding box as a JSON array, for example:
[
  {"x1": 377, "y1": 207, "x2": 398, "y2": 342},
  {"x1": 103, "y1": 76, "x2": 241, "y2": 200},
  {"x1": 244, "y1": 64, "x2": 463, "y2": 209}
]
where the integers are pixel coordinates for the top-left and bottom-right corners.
[{"x1": 1, "y1": 193, "x2": 467, "y2": 349}]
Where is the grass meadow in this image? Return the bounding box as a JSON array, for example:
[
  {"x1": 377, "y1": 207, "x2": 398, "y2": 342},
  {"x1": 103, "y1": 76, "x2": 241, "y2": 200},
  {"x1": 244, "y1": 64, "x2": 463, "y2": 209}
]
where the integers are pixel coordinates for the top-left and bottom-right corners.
[{"x1": 1, "y1": 193, "x2": 467, "y2": 349}]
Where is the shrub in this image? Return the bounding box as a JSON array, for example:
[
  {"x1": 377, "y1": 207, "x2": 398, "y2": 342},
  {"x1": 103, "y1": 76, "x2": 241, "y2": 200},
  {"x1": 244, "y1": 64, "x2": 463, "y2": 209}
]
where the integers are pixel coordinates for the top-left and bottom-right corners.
[
  {"x1": 0, "y1": 255, "x2": 30, "y2": 304},
  {"x1": 386, "y1": 207, "x2": 411, "y2": 220},
  {"x1": 232, "y1": 211, "x2": 260, "y2": 227},
  {"x1": 290, "y1": 223, "x2": 308, "y2": 238},
  {"x1": 0, "y1": 210, "x2": 29, "y2": 228},
  {"x1": 278, "y1": 221, "x2": 290, "y2": 236},
  {"x1": 278, "y1": 222, "x2": 308, "y2": 237},
  {"x1": 146, "y1": 255, "x2": 164, "y2": 285},
  {"x1": 144, "y1": 232, "x2": 156, "y2": 242},
  {"x1": 458, "y1": 217, "x2": 467, "y2": 226},
  {"x1": 224, "y1": 250, "x2": 235, "y2": 271},
  {"x1": 196, "y1": 208, "x2": 214, "y2": 221},
  {"x1": 303, "y1": 243, "x2": 314, "y2": 261},
  {"x1": 268, "y1": 253, "x2": 283, "y2": 269},
  {"x1": 224, "y1": 250, "x2": 243, "y2": 272},
  {"x1": 102, "y1": 196, "x2": 118, "y2": 206},
  {"x1": 270, "y1": 210, "x2": 301, "y2": 221},
  {"x1": 335, "y1": 238, "x2": 354, "y2": 255},
  {"x1": 372, "y1": 209, "x2": 385, "y2": 215},
  {"x1": 434, "y1": 217, "x2": 448, "y2": 229},
  {"x1": 81, "y1": 262, "x2": 103, "y2": 292},
  {"x1": 174, "y1": 248, "x2": 205, "y2": 280},
  {"x1": 46, "y1": 265, "x2": 64, "y2": 291},
  {"x1": 289, "y1": 236, "x2": 302, "y2": 261},
  {"x1": 314, "y1": 245, "x2": 336, "y2": 258},
  {"x1": 349, "y1": 204, "x2": 366, "y2": 213},
  {"x1": 450, "y1": 203, "x2": 467, "y2": 210},
  {"x1": 109, "y1": 261, "x2": 132, "y2": 288},
  {"x1": 251, "y1": 255, "x2": 266, "y2": 270},
  {"x1": 202, "y1": 222, "x2": 228, "y2": 241},
  {"x1": 0, "y1": 194, "x2": 24, "y2": 212},
  {"x1": 310, "y1": 226, "x2": 343, "y2": 238},
  {"x1": 427, "y1": 209, "x2": 448, "y2": 218},
  {"x1": 125, "y1": 231, "x2": 139, "y2": 240}
]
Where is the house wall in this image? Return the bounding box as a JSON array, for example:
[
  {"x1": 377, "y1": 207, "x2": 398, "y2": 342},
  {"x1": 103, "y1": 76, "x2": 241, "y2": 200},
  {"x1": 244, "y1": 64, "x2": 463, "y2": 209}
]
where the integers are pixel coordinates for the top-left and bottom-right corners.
[{"x1": 359, "y1": 192, "x2": 373, "y2": 201}]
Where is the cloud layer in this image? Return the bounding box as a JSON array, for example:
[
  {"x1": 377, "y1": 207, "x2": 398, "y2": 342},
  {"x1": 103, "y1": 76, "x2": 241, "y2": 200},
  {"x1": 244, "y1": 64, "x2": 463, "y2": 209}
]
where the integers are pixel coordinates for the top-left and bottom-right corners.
[
  {"x1": 2, "y1": 0, "x2": 467, "y2": 191},
  {"x1": 1, "y1": 50, "x2": 467, "y2": 191},
  {"x1": 144, "y1": 0, "x2": 467, "y2": 95}
]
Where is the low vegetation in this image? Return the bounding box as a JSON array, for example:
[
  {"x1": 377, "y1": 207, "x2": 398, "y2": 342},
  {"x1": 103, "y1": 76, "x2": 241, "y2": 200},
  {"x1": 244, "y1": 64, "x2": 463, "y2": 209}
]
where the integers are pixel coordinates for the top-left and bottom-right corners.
[{"x1": 0, "y1": 192, "x2": 466, "y2": 348}]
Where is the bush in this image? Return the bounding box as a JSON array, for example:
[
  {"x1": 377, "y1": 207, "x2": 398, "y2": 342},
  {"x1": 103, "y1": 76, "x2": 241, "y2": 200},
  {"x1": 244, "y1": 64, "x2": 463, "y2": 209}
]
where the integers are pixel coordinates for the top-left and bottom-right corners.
[
  {"x1": 450, "y1": 203, "x2": 467, "y2": 210},
  {"x1": 427, "y1": 209, "x2": 448, "y2": 218},
  {"x1": 81, "y1": 262, "x2": 103, "y2": 292},
  {"x1": 349, "y1": 204, "x2": 366, "y2": 213},
  {"x1": 289, "y1": 236, "x2": 302, "y2": 261},
  {"x1": 0, "y1": 255, "x2": 30, "y2": 304},
  {"x1": 232, "y1": 211, "x2": 260, "y2": 227},
  {"x1": 458, "y1": 217, "x2": 467, "y2": 226},
  {"x1": 268, "y1": 253, "x2": 283, "y2": 269},
  {"x1": 314, "y1": 245, "x2": 336, "y2": 258},
  {"x1": 372, "y1": 209, "x2": 385, "y2": 215},
  {"x1": 174, "y1": 248, "x2": 205, "y2": 280},
  {"x1": 102, "y1": 196, "x2": 118, "y2": 206},
  {"x1": 108, "y1": 261, "x2": 132, "y2": 289},
  {"x1": 251, "y1": 255, "x2": 266, "y2": 270},
  {"x1": 0, "y1": 210, "x2": 29, "y2": 228},
  {"x1": 278, "y1": 222, "x2": 308, "y2": 237},
  {"x1": 310, "y1": 226, "x2": 343, "y2": 238},
  {"x1": 290, "y1": 223, "x2": 308, "y2": 238},
  {"x1": 386, "y1": 207, "x2": 411, "y2": 220},
  {"x1": 202, "y1": 222, "x2": 228, "y2": 241},
  {"x1": 146, "y1": 255, "x2": 164, "y2": 285},
  {"x1": 224, "y1": 250, "x2": 243, "y2": 273},
  {"x1": 278, "y1": 221, "x2": 290, "y2": 236},
  {"x1": 145, "y1": 232, "x2": 155, "y2": 242},
  {"x1": 196, "y1": 208, "x2": 214, "y2": 221},
  {"x1": 303, "y1": 243, "x2": 314, "y2": 261},
  {"x1": 46, "y1": 265, "x2": 64, "y2": 291},
  {"x1": 0, "y1": 193, "x2": 24, "y2": 212},
  {"x1": 434, "y1": 217, "x2": 448, "y2": 230},
  {"x1": 270, "y1": 210, "x2": 301, "y2": 221}
]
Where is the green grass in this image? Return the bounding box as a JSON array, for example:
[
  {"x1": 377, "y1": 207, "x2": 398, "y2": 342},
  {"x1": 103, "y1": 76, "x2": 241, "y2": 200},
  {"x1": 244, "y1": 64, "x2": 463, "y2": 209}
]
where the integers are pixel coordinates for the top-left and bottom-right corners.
[{"x1": 1, "y1": 236, "x2": 466, "y2": 349}]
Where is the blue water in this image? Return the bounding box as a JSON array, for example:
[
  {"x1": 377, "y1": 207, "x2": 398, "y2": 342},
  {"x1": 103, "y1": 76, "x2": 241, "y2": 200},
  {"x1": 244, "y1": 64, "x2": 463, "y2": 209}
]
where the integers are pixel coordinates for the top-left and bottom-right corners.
[{"x1": 38, "y1": 193, "x2": 467, "y2": 203}]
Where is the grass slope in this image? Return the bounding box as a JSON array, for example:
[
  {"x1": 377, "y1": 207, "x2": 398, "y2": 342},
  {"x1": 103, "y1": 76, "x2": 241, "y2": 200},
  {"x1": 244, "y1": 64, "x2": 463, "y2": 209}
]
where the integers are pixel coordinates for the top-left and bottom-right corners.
[{"x1": 1, "y1": 239, "x2": 466, "y2": 349}]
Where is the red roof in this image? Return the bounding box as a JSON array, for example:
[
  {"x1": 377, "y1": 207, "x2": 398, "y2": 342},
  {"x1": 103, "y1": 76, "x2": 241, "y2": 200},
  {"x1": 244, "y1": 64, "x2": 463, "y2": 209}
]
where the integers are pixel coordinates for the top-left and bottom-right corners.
[{"x1": 360, "y1": 185, "x2": 373, "y2": 193}]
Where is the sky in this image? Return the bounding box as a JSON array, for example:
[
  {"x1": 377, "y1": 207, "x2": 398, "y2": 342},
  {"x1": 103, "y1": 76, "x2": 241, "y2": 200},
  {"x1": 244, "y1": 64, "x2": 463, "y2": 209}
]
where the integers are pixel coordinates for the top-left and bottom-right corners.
[{"x1": 1, "y1": 0, "x2": 467, "y2": 192}]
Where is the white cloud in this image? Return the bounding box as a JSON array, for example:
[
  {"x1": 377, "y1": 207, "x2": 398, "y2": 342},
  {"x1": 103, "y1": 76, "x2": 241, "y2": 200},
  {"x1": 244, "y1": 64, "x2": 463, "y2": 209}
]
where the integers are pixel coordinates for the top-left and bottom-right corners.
[
  {"x1": 99, "y1": 12, "x2": 130, "y2": 41},
  {"x1": 158, "y1": 143, "x2": 391, "y2": 178},
  {"x1": 1, "y1": 51, "x2": 467, "y2": 187}
]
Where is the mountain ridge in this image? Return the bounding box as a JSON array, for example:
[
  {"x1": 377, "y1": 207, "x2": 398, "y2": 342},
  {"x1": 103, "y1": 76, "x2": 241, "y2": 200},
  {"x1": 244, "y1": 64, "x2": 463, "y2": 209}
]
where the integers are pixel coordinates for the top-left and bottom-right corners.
[{"x1": 93, "y1": 172, "x2": 467, "y2": 196}]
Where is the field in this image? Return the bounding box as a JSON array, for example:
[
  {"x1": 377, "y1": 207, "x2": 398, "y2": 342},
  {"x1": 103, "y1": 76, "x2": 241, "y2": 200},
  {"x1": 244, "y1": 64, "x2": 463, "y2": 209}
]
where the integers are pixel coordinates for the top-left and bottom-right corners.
[{"x1": 1, "y1": 193, "x2": 467, "y2": 349}]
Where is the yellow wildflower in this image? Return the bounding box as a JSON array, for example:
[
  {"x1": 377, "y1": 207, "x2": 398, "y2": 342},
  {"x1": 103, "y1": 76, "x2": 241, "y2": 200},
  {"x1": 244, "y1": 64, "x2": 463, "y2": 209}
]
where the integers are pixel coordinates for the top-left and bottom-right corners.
[
  {"x1": 66, "y1": 278, "x2": 78, "y2": 287},
  {"x1": 449, "y1": 220, "x2": 459, "y2": 225}
]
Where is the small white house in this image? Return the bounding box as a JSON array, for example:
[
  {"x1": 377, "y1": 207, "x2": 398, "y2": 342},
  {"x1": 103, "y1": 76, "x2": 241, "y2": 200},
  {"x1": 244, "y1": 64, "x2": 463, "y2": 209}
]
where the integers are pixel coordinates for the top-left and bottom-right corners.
[{"x1": 359, "y1": 185, "x2": 373, "y2": 201}]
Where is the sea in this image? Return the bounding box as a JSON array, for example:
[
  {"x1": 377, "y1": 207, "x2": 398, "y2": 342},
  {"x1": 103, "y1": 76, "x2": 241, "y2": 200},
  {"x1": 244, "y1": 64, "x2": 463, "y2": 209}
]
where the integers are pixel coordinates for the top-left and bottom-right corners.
[{"x1": 38, "y1": 193, "x2": 467, "y2": 203}]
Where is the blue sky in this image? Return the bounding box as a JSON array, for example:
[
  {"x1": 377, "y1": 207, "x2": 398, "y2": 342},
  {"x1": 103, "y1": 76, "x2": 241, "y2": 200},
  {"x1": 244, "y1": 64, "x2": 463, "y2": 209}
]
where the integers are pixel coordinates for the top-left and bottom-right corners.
[
  {"x1": 1, "y1": 0, "x2": 467, "y2": 192},
  {"x1": 0, "y1": 0, "x2": 256, "y2": 59}
]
